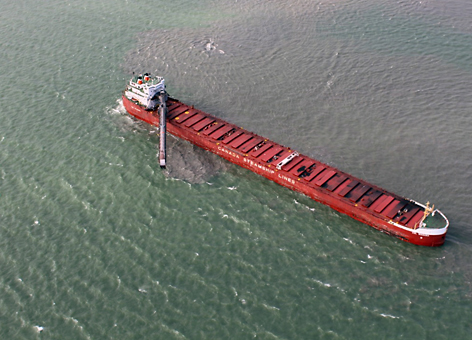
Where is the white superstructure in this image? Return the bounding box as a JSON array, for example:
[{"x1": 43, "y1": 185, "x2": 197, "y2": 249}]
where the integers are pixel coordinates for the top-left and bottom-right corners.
[{"x1": 124, "y1": 73, "x2": 165, "y2": 110}]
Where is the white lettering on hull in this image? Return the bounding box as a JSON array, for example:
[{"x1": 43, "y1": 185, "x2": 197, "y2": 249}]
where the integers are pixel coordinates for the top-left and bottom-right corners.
[
  {"x1": 216, "y1": 146, "x2": 275, "y2": 175},
  {"x1": 277, "y1": 173, "x2": 296, "y2": 185},
  {"x1": 242, "y1": 156, "x2": 275, "y2": 175},
  {"x1": 217, "y1": 146, "x2": 299, "y2": 185},
  {"x1": 217, "y1": 146, "x2": 240, "y2": 159}
]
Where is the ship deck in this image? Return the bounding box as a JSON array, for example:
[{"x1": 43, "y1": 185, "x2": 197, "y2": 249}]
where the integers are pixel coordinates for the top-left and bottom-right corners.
[{"x1": 164, "y1": 98, "x2": 430, "y2": 231}]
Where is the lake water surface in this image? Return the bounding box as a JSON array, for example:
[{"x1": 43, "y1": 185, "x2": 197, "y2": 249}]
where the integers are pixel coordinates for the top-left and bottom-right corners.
[{"x1": 1, "y1": 0, "x2": 471, "y2": 338}]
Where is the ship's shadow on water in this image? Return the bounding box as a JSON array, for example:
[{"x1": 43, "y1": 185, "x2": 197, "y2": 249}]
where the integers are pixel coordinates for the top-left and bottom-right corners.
[{"x1": 163, "y1": 135, "x2": 230, "y2": 184}]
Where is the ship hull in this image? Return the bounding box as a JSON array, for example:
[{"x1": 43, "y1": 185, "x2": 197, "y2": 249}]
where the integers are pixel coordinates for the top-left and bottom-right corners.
[{"x1": 122, "y1": 95, "x2": 447, "y2": 246}]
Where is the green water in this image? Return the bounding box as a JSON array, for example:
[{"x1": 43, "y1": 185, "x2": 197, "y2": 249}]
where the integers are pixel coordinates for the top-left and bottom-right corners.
[{"x1": 1, "y1": 0, "x2": 472, "y2": 339}]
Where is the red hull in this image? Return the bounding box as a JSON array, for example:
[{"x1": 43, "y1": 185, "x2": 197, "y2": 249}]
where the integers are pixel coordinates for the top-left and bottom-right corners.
[{"x1": 122, "y1": 95, "x2": 448, "y2": 246}]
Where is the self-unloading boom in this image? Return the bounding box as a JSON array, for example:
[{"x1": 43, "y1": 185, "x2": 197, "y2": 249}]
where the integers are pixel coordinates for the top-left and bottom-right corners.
[{"x1": 158, "y1": 91, "x2": 167, "y2": 168}]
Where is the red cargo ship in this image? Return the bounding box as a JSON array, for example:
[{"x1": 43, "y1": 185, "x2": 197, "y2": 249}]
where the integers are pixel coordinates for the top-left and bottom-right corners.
[{"x1": 122, "y1": 74, "x2": 449, "y2": 246}]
